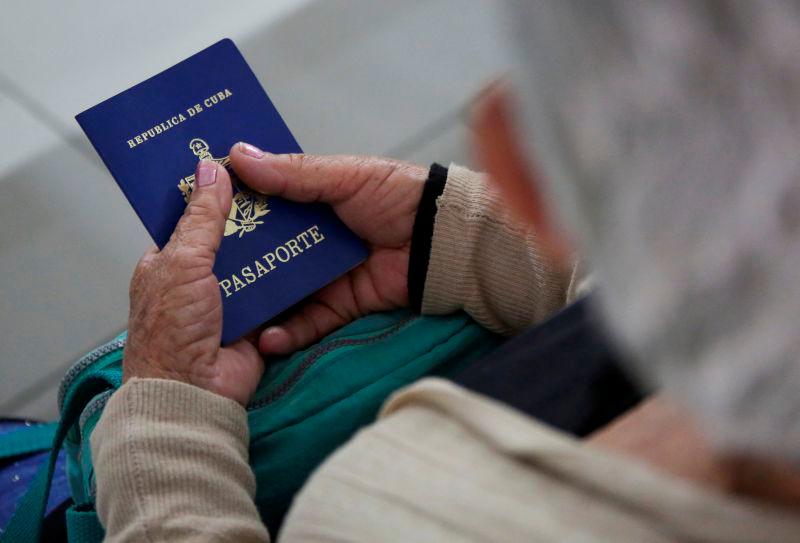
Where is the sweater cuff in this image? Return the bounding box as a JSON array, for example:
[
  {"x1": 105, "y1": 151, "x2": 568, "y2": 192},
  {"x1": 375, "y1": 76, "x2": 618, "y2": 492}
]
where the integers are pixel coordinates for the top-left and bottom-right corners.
[
  {"x1": 96, "y1": 377, "x2": 250, "y2": 444},
  {"x1": 420, "y1": 164, "x2": 491, "y2": 317},
  {"x1": 408, "y1": 163, "x2": 448, "y2": 313},
  {"x1": 90, "y1": 378, "x2": 266, "y2": 541}
]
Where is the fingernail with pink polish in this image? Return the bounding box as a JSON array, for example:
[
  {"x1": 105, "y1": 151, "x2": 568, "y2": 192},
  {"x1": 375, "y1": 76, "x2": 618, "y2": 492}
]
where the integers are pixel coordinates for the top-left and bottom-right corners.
[
  {"x1": 196, "y1": 159, "x2": 218, "y2": 187},
  {"x1": 238, "y1": 142, "x2": 265, "y2": 159}
]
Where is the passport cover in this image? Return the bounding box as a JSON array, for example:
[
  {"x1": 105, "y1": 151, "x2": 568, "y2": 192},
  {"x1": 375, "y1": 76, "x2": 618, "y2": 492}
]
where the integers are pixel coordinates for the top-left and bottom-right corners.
[{"x1": 76, "y1": 38, "x2": 368, "y2": 344}]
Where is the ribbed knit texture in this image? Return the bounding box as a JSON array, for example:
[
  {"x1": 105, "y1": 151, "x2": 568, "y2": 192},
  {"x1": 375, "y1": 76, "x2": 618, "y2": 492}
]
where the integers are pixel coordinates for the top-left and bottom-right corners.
[
  {"x1": 422, "y1": 164, "x2": 577, "y2": 335},
  {"x1": 90, "y1": 378, "x2": 270, "y2": 543},
  {"x1": 280, "y1": 378, "x2": 800, "y2": 542}
]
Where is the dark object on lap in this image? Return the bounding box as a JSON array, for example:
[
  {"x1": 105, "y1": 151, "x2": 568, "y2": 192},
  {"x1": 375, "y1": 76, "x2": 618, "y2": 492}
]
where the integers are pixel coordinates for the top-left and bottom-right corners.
[{"x1": 454, "y1": 296, "x2": 645, "y2": 436}]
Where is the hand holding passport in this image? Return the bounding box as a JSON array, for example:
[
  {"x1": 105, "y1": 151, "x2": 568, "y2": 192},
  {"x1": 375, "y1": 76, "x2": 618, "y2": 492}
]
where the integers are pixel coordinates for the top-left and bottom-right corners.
[
  {"x1": 76, "y1": 39, "x2": 427, "y2": 369},
  {"x1": 228, "y1": 144, "x2": 427, "y2": 355},
  {"x1": 120, "y1": 159, "x2": 266, "y2": 404}
]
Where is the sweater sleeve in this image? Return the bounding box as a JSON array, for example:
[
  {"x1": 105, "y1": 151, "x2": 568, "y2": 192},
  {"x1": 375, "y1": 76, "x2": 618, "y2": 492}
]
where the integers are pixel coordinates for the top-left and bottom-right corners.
[
  {"x1": 421, "y1": 164, "x2": 583, "y2": 335},
  {"x1": 90, "y1": 378, "x2": 270, "y2": 543}
]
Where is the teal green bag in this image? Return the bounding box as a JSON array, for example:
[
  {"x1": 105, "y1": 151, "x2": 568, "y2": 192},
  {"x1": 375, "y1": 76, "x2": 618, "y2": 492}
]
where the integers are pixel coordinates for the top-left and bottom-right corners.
[{"x1": 1, "y1": 310, "x2": 501, "y2": 542}]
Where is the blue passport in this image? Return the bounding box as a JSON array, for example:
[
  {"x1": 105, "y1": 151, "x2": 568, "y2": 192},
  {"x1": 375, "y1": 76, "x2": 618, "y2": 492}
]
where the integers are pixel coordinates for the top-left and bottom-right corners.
[{"x1": 76, "y1": 39, "x2": 367, "y2": 344}]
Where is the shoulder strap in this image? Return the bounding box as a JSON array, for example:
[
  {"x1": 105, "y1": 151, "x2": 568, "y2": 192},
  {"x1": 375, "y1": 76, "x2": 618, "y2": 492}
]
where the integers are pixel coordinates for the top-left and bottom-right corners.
[
  {"x1": 0, "y1": 371, "x2": 117, "y2": 543},
  {"x1": 65, "y1": 504, "x2": 104, "y2": 543}
]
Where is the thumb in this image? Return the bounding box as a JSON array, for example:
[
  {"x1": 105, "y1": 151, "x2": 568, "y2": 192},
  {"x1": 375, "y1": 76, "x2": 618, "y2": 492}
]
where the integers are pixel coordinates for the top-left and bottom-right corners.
[
  {"x1": 167, "y1": 159, "x2": 233, "y2": 257},
  {"x1": 229, "y1": 143, "x2": 397, "y2": 204}
]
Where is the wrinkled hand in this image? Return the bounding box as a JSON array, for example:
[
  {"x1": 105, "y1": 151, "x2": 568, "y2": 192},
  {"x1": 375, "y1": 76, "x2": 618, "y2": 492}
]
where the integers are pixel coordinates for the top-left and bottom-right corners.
[
  {"x1": 124, "y1": 160, "x2": 264, "y2": 406},
  {"x1": 229, "y1": 143, "x2": 427, "y2": 355}
]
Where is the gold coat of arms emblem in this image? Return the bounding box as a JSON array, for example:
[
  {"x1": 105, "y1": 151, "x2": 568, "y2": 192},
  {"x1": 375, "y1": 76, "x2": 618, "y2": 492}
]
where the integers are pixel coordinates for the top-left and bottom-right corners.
[{"x1": 177, "y1": 138, "x2": 269, "y2": 238}]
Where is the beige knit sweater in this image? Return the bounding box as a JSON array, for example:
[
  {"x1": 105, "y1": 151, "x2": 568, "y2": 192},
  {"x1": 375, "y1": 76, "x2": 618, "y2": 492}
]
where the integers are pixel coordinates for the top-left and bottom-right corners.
[{"x1": 91, "y1": 166, "x2": 800, "y2": 542}]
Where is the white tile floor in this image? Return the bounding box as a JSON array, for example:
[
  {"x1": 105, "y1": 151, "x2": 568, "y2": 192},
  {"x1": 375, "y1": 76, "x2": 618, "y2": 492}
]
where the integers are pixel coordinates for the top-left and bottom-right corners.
[{"x1": 0, "y1": 0, "x2": 511, "y2": 420}]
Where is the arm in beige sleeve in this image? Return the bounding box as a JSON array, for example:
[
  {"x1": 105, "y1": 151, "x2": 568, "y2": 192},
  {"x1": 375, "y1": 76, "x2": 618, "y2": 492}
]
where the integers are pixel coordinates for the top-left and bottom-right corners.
[
  {"x1": 90, "y1": 378, "x2": 270, "y2": 543},
  {"x1": 422, "y1": 165, "x2": 587, "y2": 335}
]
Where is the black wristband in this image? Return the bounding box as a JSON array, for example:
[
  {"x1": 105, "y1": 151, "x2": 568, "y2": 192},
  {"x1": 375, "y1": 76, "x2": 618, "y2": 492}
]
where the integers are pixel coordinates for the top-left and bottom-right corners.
[{"x1": 408, "y1": 163, "x2": 448, "y2": 313}]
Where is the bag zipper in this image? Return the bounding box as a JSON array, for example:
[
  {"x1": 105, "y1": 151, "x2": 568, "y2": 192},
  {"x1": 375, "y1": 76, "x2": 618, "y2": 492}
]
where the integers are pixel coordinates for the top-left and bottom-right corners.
[
  {"x1": 78, "y1": 389, "x2": 115, "y2": 437},
  {"x1": 59, "y1": 316, "x2": 415, "y2": 413},
  {"x1": 58, "y1": 336, "x2": 126, "y2": 412},
  {"x1": 248, "y1": 316, "x2": 415, "y2": 410}
]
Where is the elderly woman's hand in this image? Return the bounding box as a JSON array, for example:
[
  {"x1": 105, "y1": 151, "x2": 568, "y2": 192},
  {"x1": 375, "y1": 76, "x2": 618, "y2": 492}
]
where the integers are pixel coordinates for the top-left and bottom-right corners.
[
  {"x1": 229, "y1": 144, "x2": 427, "y2": 356},
  {"x1": 123, "y1": 160, "x2": 264, "y2": 406}
]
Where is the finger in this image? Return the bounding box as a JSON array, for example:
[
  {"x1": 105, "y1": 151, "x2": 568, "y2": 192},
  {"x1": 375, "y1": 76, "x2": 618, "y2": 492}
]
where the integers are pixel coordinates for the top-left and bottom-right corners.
[
  {"x1": 166, "y1": 160, "x2": 233, "y2": 257},
  {"x1": 258, "y1": 297, "x2": 350, "y2": 355},
  {"x1": 258, "y1": 327, "x2": 294, "y2": 356},
  {"x1": 219, "y1": 339, "x2": 266, "y2": 405},
  {"x1": 226, "y1": 338, "x2": 266, "y2": 377},
  {"x1": 138, "y1": 244, "x2": 159, "y2": 263},
  {"x1": 229, "y1": 143, "x2": 397, "y2": 204},
  {"x1": 129, "y1": 244, "x2": 160, "y2": 301},
  {"x1": 130, "y1": 244, "x2": 159, "y2": 284}
]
